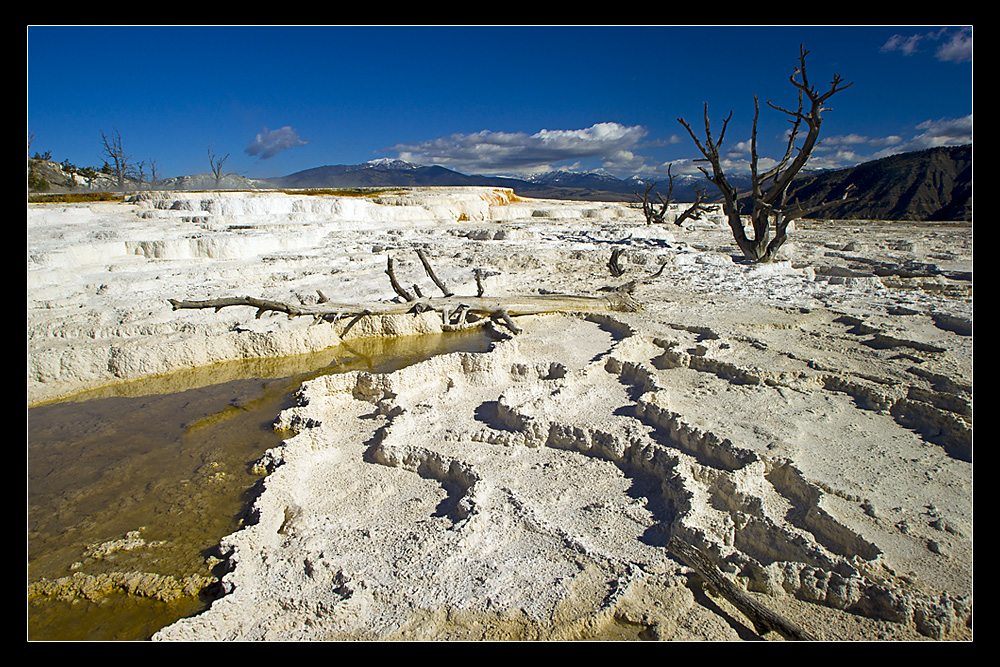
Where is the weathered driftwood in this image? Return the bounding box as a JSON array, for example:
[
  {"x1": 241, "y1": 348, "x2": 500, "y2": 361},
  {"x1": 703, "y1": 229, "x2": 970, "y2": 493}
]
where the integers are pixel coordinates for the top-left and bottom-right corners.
[
  {"x1": 668, "y1": 537, "x2": 820, "y2": 641},
  {"x1": 607, "y1": 248, "x2": 667, "y2": 282},
  {"x1": 168, "y1": 251, "x2": 640, "y2": 336},
  {"x1": 168, "y1": 292, "x2": 638, "y2": 334}
]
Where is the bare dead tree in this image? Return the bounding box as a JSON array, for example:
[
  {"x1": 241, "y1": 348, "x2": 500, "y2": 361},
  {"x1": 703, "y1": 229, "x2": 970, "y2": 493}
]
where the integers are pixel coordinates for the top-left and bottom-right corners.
[
  {"x1": 677, "y1": 45, "x2": 856, "y2": 263},
  {"x1": 633, "y1": 180, "x2": 669, "y2": 224},
  {"x1": 208, "y1": 144, "x2": 230, "y2": 189},
  {"x1": 133, "y1": 160, "x2": 147, "y2": 190},
  {"x1": 634, "y1": 164, "x2": 712, "y2": 226},
  {"x1": 100, "y1": 128, "x2": 133, "y2": 191},
  {"x1": 148, "y1": 160, "x2": 160, "y2": 189},
  {"x1": 673, "y1": 184, "x2": 711, "y2": 227}
]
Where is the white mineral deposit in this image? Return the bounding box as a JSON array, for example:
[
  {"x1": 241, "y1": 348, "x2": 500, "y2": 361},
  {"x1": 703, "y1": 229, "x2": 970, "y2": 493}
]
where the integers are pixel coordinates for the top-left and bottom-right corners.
[{"x1": 27, "y1": 188, "x2": 972, "y2": 640}]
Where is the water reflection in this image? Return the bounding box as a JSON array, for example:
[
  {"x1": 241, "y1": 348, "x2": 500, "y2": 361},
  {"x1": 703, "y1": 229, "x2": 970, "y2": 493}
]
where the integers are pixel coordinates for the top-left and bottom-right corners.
[{"x1": 27, "y1": 330, "x2": 495, "y2": 640}]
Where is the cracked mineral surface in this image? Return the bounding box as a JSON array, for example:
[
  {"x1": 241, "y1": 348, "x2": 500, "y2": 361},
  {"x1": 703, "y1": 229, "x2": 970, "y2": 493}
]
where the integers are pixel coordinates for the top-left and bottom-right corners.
[{"x1": 28, "y1": 189, "x2": 972, "y2": 640}]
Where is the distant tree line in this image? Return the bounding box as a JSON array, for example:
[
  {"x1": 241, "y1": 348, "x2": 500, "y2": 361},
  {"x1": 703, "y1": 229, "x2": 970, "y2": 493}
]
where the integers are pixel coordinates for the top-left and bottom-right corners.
[{"x1": 28, "y1": 128, "x2": 234, "y2": 193}]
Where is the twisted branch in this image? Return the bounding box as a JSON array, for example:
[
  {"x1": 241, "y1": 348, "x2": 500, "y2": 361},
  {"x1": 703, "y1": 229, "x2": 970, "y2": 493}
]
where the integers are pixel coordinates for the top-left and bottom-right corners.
[{"x1": 169, "y1": 251, "x2": 640, "y2": 336}]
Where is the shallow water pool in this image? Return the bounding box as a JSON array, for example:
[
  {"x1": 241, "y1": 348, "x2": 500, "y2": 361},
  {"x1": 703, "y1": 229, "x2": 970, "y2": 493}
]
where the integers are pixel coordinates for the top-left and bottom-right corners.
[{"x1": 27, "y1": 330, "x2": 495, "y2": 641}]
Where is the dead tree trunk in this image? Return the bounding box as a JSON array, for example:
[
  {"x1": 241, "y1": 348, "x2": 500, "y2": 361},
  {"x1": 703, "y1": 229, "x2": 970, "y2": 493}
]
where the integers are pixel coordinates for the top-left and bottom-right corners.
[
  {"x1": 169, "y1": 251, "x2": 640, "y2": 337},
  {"x1": 100, "y1": 128, "x2": 133, "y2": 192},
  {"x1": 208, "y1": 144, "x2": 230, "y2": 189},
  {"x1": 635, "y1": 165, "x2": 712, "y2": 227},
  {"x1": 633, "y1": 180, "x2": 669, "y2": 224},
  {"x1": 607, "y1": 248, "x2": 667, "y2": 285},
  {"x1": 677, "y1": 45, "x2": 856, "y2": 263},
  {"x1": 668, "y1": 537, "x2": 820, "y2": 641},
  {"x1": 672, "y1": 185, "x2": 711, "y2": 227}
]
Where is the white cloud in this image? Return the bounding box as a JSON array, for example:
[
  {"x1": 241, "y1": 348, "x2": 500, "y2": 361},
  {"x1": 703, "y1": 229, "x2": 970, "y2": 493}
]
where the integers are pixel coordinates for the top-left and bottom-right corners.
[
  {"x1": 390, "y1": 122, "x2": 648, "y2": 175},
  {"x1": 600, "y1": 149, "x2": 649, "y2": 176},
  {"x1": 823, "y1": 133, "x2": 870, "y2": 146},
  {"x1": 726, "y1": 140, "x2": 752, "y2": 159},
  {"x1": 642, "y1": 135, "x2": 686, "y2": 147},
  {"x1": 935, "y1": 28, "x2": 973, "y2": 63},
  {"x1": 868, "y1": 115, "x2": 971, "y2": 159},
  {"x1": 245, "y1": 126, "x2": 308, "y2": 160},
  {"x1": 869, "y1": 135, "x2": 903, "y2": 148},
  {"x1": 809, "y1": 117, "x2": 968, "y2": 167},
  {"x1": 806, "y1": 149, "x2": 864, "y2": 170},
  {"x1": 880, "y1": 27, "x2": 971, "y2": 63},
  {"x1": 911, "y1": 115, "x2": 972, "y2": 147},
  {"x1": 881, "y1": 33, "x2": 923, "y2": 56}
]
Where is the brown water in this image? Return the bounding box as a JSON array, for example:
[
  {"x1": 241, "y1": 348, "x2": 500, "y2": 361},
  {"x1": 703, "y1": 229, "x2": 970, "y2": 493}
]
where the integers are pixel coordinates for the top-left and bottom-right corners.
[{"x1": 27, "y1": 330, "x2": 495, "y2": 641}]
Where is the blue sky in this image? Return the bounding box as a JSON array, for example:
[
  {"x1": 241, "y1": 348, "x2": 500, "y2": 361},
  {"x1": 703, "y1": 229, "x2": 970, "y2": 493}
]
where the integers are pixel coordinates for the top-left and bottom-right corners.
[{"x1": 27, "y1": 25, "x2": 973, "y2": 182}]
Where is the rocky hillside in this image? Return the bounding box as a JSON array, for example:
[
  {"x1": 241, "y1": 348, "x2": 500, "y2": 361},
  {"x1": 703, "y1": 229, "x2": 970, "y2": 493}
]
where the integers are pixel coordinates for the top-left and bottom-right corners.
[
  {"x1": 27, "y1": 158, "x2": 265, "y2": 194},
  {"x1": 785, "y1": 144, "x2": 971, "y2": 221},
  {"x1": 28, "y1": 158, "x2": 117, "y2": 191}
]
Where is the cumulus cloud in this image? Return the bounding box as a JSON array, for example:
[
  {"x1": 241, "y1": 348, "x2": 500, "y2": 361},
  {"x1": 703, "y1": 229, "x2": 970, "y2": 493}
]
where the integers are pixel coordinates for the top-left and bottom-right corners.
[
  {"x1": 880, "y1": 27, "x2": 972, "y2": 63},
  {"x1": 804, "y1": 148, "x2": 866, "y2": 171},
  {"x1": 389, "y1": 122, "x2": 649, "y2": 175},
  {"x1": 245, "y1": 126, "x2": 308, "y2": 160},
  {"x1": 725, "y1": 140, "x2": 753, "y2": 160},
  {"x1": 600, "y1": 149, "x2": 651, "y2": 176}
]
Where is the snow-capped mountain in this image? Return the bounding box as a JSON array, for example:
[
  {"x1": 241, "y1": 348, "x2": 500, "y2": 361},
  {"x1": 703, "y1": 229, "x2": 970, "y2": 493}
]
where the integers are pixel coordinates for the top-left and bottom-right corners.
[
  {"x1": 527, "y1": 169, "x2": 623, "y2": 185},
  {"x1": 359, "y1": 158, "x2": 420, "y2": 170},
  {"x1": 257, "y1": 145, "x2": 971, "y2": 220}
]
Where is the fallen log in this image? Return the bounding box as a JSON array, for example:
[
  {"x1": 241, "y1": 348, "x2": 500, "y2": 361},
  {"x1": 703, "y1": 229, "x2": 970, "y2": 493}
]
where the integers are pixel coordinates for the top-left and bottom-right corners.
[
  {"x1": 168, "y1": 252, "x2": 640, "y2": 335},
  {"x1": 667, "y1": 537, "x2": 820, "y2": 641},
  {"x1": 168, "y1": 292, "x2": 638, "y2": 334}
]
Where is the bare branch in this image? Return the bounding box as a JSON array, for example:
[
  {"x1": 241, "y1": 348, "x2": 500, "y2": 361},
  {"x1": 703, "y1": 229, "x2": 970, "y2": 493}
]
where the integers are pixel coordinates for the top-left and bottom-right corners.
[
  {"x1": 676, "y1": 45, "x2": 853, "y2": 263},
  {"x1": 416, "y1": 248, "x2": 454, "y2": 297},
  {"x1": 208, "y1": 144, "x2": 230, "y2": 189},
  {"x1": 474, "y1": 269, "x2": 486, "y2": 297},
  {"x1": 606, "y1": 249, "x2": 669, "y2": 285},
  {"x1": 673, "y1": 185, "x2": 711, "y2": 227},
  {"x1": 385, "y1": 256, "x2": 415, "y2": 301},
  {"x1": 171, "y1": 251, "x2": 641, "y2": 336},
  {"x1": 633, "y1": 179, "x2": 671, "y2": 225},
  {"x1": 169, "y1": 292, "x2": 638, "y2": 336},
  {"x1": 100, "y1": 128, "x2": 133, "y2": 191}
]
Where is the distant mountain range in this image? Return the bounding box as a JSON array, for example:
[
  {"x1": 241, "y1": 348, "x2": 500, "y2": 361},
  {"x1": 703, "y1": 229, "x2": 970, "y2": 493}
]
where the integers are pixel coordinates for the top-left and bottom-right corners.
[
  {"x1": 260, "y1": 158, "x2": 683, "y2": 203},
  {"x1": 259, "y1": 145, "x2": 971, "y2": 222},
  {"x1": 29, "y1": 145, "x2": 971, "y2": 222}
]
